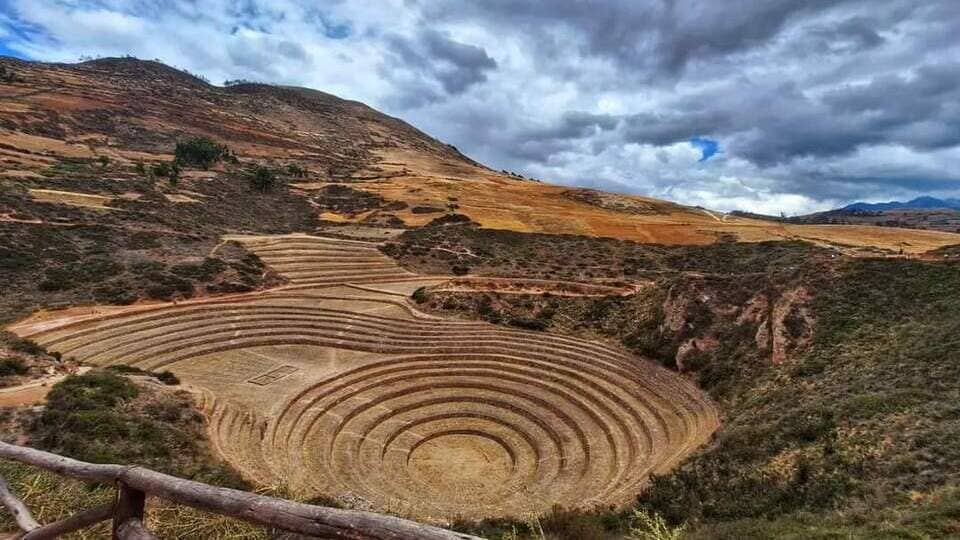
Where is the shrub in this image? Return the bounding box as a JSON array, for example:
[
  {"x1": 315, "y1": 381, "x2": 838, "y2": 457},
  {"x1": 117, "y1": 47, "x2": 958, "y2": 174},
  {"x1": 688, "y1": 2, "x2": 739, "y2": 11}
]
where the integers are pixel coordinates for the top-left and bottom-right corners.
[
  {"x1": 508, "y1": 317, "x2": 548, "y2": 331},
  {"x1": 107, "y1": 366, "x2": 180, "y2": 386},
  {"x1": 144, "y1": 272, "x2": 194, "y2": 300},
  {"x1": 39, "y1": 267, "x2": 75, "y2": 291},
  {"x1": 451, "y1": 264, "x2": 470, "y2": 276},
  {"x1": 155, "y1": 371, "x2": 180, "y2": 385},
  {"x1": 286, "y1": 163, "x2": 307, "y2": 178},
  {"x1": 92, "y1": 284, "x2": 138, "y2": 305},
  {"x1": 0, "y1": 358, "x2": 28, "y2": 377},
  {"x1": 540, "y1": 505, "x2": 608, "y2": 540},
  {"x1": 427, "y1": 213, "x2": 474, "y2": 227},
  {"x1": 152, "y1": 160, "x2": 181, "y2": 184},
  {"x1": 10, "y1": 338, "x2": 44, "y2": 356},
  {"x1": 412, "y1": 287, "x2": 429, "y2": 304},
  {"x1": 125, "y1": 231, "x2": 161, "y2": 250},
  {"x1": 171, "y1": 258, "x2": 226, "y2": 280},
  {"x1": 411, "y1": 205, "x2": 444, "y2": 214},
  {"x1": 0, "y1": 64, "x2": 21, "y2": 83},
  {"x1": 174, "y1": 137, "x2": 230, "y2": 169},
  {"x1": 628, "y1": 509, "x2": 685, "y2": 540},
  {"x1": 168, "y1": 161, "x2": 181, "y2": 186},
  {"x1": 152, "y1": 161, "x2": 171, "y2": 177},
  {"x1": 248, "y1": 166, "x2": 277, "y2": 192},
  {"x1": 31, "y1": 370, "x2": 246, "y2": 489}
]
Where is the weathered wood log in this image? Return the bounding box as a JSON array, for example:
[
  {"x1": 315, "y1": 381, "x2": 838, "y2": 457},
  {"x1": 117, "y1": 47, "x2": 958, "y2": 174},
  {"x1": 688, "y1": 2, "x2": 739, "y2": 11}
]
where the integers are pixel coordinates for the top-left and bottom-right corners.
[
  {"x1": 21, "y1": 503, "x2": 114, "y2": 540},
  {"x1": 115, "y1": 518, "x2": 158, "y2": 540},
  {"x1": 0, "y1": 442, "x2": 481, "y2": 540},
  {"x1": 0, "y1": 474, "x2": 40, "y2": 532}
]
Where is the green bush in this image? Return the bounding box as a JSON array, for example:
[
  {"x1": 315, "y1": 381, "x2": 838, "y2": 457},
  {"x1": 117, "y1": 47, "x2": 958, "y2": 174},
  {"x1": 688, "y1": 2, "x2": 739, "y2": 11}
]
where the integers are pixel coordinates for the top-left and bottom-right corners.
[
  {"x1": 155, "y1": 371, "x2": 180, "y2": 385},
  {"x1": 411, "y1": 287, "x2": 429, "y2": 304},
  {"x1": 174, "y1": 137, "x2": 230, "y2": 169},
  {"x1": 152, "y1": 161, "x2": 171, "y2": 177},
  {"x1": 248, "y1": 165, "x2": 278, "y2": 192},
  {"x1": 38, "y1": 267, "x2": 75, "y2": 291},
  {"x1": 0, "y1": 358, "x2": 28, "y2": 377},
  {"x1": 106, "y1": 365, "x2": 180, "y2": 385},
  {"x1": 286, "y1": 163, "x2": 307, "y2": 177},
  {"x1": 171, "y1": 257, "x2": 226, "y2": 280},
  {"x1": 0, "y1": 64, "x2": 21, "y2": 83},
  {"x1": 149, "y1": 160, "x2": 181, "y2": 185},
  {"x1": 508, "y1": 317, "x2": 548, "y2": 331},
  {"x1": 31, "y1": 370, "x2": 246, "y2": 488},
  {"x1": 10, "y1": 338, "x2": 45, "y2": 356},
  {"x1": 144, "y1": 271, "x2": 194, "y2": 300}
]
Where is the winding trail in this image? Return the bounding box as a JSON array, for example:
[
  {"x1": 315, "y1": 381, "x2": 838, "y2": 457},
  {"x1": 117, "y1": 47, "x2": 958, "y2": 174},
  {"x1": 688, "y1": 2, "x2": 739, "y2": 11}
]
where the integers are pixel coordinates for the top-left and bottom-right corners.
[{"x1": 7, "y1": 234, "x2": 719, "y2": 522}]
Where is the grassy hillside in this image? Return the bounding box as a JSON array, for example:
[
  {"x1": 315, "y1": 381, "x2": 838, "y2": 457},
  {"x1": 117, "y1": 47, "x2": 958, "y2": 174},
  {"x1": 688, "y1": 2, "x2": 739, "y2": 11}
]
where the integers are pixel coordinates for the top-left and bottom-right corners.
[
  {"x1": 399, "y1": 227, "x2": 960, "y2": 539},
  {"x1": 0, "y1": 368, "x2": 268, "y2": 538}
]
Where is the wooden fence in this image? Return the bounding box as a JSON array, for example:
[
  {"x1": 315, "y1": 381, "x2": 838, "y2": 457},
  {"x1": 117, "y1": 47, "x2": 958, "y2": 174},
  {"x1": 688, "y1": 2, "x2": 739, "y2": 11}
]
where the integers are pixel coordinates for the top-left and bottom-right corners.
[{"x1": 0, "y1": 442, "x2": 481, "y2": 539}]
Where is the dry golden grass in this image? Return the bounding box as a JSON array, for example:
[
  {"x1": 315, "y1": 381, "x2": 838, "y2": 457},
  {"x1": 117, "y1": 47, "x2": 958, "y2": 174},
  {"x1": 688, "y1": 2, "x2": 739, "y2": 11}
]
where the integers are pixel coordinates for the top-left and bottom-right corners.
[
  {"x1": 335, "y1": 148, "x2": 960, "y2": 255},
  {"x1": 28, "y1": 188, "x2": 115, "y2": 210}
]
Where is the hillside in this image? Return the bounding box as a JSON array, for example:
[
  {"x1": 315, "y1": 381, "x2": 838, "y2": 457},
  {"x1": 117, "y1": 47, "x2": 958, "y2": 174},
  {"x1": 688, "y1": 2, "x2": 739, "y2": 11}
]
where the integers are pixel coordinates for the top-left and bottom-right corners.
[
  {"x1": 1, "y1": 57, "x2": 960, "y2": 540},
  {"x1": 2, "y1": 57, "x2": 960, "y2": 256}
]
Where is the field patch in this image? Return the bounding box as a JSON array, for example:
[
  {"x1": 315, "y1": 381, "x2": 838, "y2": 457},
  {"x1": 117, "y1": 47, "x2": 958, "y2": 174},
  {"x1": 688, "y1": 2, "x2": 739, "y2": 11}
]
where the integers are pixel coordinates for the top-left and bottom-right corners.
[{"x1": 28, "y1": 188, "x2": 115, "y2": 210}]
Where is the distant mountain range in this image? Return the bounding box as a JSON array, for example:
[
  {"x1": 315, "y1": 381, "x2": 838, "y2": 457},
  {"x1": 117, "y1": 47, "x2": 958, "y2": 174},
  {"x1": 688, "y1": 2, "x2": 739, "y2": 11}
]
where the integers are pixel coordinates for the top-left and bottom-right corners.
[
  {"x1": 842, "y1": 197, "x2": 960, "y2": 212},
  {"x1": 731, "y1": 196, "x2": 960, "y2": 234}
]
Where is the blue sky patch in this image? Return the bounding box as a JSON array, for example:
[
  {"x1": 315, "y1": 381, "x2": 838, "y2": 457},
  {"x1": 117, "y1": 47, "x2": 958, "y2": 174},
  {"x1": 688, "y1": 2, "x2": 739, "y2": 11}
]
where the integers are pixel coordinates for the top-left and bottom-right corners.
[
  {"x1": 690, "y1": 137, "x2": 719, "y2": 162},
  {"x1": 0, "y1": 40, "x2": 22, "y2": 58}
]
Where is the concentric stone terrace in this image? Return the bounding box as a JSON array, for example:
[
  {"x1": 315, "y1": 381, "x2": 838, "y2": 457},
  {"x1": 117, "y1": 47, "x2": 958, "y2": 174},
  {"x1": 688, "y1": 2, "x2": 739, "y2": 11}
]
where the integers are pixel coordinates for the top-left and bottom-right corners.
[{"x1": 10, "y1": 235, "x2": 719, "y2": 521}]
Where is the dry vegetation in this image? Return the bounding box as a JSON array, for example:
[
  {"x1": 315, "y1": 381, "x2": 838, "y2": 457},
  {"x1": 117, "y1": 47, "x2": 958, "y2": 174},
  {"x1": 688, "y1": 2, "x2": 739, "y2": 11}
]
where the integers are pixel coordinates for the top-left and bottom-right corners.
[{"x1": 399, "y1": 229, "x2": 960, "y2": 539}]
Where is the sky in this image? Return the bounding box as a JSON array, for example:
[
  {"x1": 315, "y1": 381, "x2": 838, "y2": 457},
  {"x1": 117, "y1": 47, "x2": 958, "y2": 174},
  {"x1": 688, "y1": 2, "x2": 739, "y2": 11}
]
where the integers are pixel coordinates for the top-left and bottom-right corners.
[{"x1": 1, "y1": 1, "x2": 958, "y2": 215}]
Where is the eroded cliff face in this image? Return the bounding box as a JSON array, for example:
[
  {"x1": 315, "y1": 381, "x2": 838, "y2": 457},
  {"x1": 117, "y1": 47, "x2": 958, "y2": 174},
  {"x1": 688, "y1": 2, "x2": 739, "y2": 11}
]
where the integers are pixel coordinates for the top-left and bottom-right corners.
[{"x1": 660, "y1": 278, "x2": 815, "y2": 375}]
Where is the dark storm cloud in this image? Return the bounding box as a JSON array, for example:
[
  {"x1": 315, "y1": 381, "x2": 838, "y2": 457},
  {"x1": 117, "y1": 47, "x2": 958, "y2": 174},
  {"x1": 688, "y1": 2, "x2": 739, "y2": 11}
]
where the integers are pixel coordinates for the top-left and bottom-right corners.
[
  {"x1": 425, "y1": 0, "x2": 873, "y2": 75},
  {"x1": 594, "y1": 55, "x2": 960, "y2": 168},
  {"x1": 622, "y1": 110, "x2": 732, "y2": 147},
  {"x1": 802, "y1": 16, "x2": 885, "y2": 53},
  {"x1": 383, "y1": 29, "x2": 497, "y2": 106},
  {"x1": 420, "y1": 30, "x2": 497, "y2": 93},
  {"x1": 525, "y1": 111, "x2": 619, "y2": 142}
]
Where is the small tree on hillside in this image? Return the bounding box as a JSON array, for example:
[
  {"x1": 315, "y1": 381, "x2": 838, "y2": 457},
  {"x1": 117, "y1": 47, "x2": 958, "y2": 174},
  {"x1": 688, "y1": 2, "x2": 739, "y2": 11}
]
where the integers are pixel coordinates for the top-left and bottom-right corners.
[
  {"x1": 174, "y1": 137, "x2": 231, "y2": 169},
  {"x1": 152, "y1": 161, "x2": 180, "y2": 186},
  {"x1": 248, "y1": 166, "x2": 277, "y2": 192}
]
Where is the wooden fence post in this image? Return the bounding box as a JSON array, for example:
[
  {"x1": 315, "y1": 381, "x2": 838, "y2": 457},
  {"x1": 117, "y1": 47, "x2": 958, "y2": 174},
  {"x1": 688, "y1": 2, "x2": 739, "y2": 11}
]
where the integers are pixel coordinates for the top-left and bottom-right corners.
[{"x1": 112, "y1": 482, "x2": 150, "y2": 540}]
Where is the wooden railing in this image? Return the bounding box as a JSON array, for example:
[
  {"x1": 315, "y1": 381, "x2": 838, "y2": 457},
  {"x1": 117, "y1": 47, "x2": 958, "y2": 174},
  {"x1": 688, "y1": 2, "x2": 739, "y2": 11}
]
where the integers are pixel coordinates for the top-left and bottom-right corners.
[{"x1": 0, "y1": 442, "x2": 481, "y2": 539}]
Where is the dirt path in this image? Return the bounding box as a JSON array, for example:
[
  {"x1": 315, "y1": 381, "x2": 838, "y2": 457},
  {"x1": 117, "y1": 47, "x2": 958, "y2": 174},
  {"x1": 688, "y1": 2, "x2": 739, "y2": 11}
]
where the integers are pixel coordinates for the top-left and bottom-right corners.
[{"x1": 0, "y1": 368, "x2": 90, "y2": 407}]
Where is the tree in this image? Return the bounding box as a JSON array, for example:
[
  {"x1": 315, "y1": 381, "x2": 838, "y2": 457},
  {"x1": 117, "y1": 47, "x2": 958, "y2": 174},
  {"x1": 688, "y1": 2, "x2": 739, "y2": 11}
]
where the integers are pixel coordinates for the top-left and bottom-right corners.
[
  {"x1": 249, "y1": 166, "x2": 277, "y2": 192},
  {"x1": 174, "y1": 137, "x2": 230, "y2": 169},
  {"x1": 152, "y1": 161, "x2": 180, "y2": 186}
]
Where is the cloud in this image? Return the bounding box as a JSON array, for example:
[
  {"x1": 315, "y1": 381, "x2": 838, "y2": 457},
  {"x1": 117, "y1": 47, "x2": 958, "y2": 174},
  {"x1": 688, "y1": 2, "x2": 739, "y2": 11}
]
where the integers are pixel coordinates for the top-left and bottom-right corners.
[
  {"x1": 0, "y1": 0, "x2": 958, "y2": 214},
  {"x1": 381, "y1": 29, "x2": 497, "y2": 107}
]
